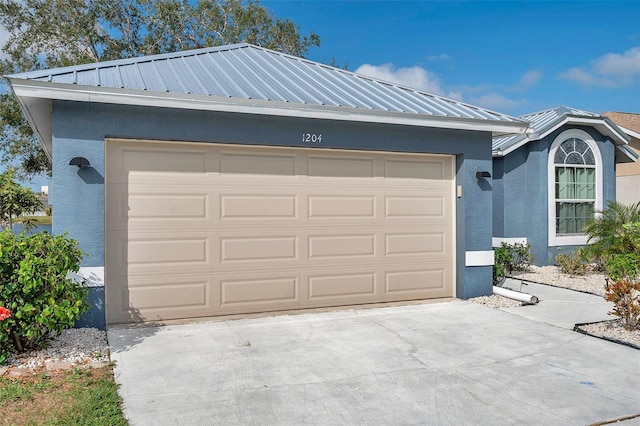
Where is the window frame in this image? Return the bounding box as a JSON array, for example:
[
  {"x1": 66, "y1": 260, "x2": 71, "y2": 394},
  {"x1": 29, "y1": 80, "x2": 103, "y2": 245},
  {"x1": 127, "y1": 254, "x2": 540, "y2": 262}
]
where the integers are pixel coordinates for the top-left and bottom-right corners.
[{"x1": 547, "y1": 129, "x2": 602, "y2": 246}]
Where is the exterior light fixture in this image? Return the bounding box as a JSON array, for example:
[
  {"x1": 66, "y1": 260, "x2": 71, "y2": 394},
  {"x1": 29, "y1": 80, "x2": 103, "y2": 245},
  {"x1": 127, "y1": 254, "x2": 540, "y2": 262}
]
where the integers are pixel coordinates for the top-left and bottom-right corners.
[
  {"x1": 69, "y1": 157, "x2": 91, "y2": 168},
  {"x1": 475, "y1": 171, "x2": 491, "y2": 179}
]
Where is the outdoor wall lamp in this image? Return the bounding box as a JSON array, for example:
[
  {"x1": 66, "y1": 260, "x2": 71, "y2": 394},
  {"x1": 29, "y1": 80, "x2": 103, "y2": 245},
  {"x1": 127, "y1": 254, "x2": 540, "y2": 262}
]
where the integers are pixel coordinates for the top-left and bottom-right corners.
[
  {"x1": 69, "y1": 157, "x2": 91, "y2": 168},
  {"x1": 475, "y1": 171, "x2": 491, "y2": 179}
]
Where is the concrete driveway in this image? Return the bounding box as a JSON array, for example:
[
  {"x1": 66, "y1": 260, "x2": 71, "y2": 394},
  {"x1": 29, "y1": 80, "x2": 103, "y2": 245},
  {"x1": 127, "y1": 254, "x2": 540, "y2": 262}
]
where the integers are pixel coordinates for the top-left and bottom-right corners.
[{"x1": 108, "y1": 300, "x2": 640, "y2": 425}]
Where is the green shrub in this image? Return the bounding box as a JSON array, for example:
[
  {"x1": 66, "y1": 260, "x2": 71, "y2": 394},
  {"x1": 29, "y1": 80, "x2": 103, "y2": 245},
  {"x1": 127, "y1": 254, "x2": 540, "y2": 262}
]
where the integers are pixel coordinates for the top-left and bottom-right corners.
[
  {"x1": 493, "y1": 242, "x2": 534, "y2": 285},
  {"x1": 493, "y1": 245, "x2": 508, "y2": 285},
  {"x1": 0, "y1": 230, "x2": 89, "y2": 365},
  {"x1": 584, "y1": 201, "x2": 640, "y2": 262},
  {"x1": 555, "y1": 248, "x2": 590, "y2": 276}
]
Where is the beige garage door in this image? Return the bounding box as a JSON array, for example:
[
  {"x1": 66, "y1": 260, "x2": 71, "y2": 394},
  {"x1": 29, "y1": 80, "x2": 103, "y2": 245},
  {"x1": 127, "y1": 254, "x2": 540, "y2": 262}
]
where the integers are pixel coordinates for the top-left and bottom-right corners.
[{"x1": 105, "y1": 139, "x2": 455, "y2": 324}]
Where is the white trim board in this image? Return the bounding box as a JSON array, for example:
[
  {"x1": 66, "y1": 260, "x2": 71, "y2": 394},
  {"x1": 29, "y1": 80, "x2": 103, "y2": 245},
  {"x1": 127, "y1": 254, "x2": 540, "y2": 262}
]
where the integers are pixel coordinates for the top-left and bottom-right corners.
[
  {"x1": 67, "y1": 266, "x2": 104, "y2": 288},
  {"x1": 465, "y1": 251, "x2": 495, "y2": 267}
]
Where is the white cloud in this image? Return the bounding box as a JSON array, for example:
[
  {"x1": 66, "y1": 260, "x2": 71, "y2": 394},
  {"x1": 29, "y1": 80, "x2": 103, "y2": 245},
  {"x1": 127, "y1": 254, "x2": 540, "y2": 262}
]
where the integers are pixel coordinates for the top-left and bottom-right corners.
[
  {"x1": 467, "y1": 92, "x2": 528, "y2": 111},
  {"x1": 354, "y1": 63, "x2": 536, "y2": 113},
  {"x1": 425, "y1": 53, "x2": 451, "y2": 62},
  {"x1": 515, "y1": 70, "x2": 543, "y2": 91},
  {"x1": 355, "y1": 63, "x2": 445, "y2": 95},
  {"x1": 559, "y1": 46, "x2": 640, "y2": 87}
]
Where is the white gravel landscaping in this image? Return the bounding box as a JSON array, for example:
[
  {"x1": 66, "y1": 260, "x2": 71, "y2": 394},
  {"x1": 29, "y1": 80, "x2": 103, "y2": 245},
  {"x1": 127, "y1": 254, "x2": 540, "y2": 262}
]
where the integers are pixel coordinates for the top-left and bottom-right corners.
[{"x1": 4, "y1": 327, "x2": 110, "y2": 370}]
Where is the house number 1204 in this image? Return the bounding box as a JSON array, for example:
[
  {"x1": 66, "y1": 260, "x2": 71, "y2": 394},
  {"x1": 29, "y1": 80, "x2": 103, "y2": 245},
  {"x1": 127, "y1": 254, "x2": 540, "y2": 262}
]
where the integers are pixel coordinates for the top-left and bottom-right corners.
[{"x1": 302, "y1": 133, "x2": 322, "y2": 143}]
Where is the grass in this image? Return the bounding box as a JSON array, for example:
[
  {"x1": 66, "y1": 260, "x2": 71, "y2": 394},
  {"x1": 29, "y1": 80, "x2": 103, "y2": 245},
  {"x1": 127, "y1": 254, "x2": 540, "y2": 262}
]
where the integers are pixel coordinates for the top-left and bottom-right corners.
[{"x1": 0, "y1": 366, "x2": 127, "y2": 425}]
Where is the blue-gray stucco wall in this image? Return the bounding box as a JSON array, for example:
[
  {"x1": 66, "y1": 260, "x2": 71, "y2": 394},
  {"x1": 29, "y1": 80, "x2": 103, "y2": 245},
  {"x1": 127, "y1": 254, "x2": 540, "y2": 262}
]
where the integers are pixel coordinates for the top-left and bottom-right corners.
[
  {"x1": 52, "y1": 101, "x2": 495, "y2": 327},
  {"x1": 493, "y1": 125, "x2": 617, "y2": 265}
]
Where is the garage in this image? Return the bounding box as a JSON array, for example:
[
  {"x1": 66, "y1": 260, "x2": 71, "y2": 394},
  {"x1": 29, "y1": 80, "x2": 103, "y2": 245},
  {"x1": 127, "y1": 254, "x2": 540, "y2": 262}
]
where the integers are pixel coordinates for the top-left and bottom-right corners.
[
  {"x1": 7, "y1": 43, "x2": 528, "y2": 328},
  {"x1": 106, "y1": 139, "x2": 455, "y2": 323}
]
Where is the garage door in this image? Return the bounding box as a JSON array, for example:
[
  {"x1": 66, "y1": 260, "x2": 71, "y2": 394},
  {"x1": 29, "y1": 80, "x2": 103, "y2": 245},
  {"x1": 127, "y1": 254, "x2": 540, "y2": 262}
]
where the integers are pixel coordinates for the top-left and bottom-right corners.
[{"x1": 105, "y1": 139, "x2": 455, "y2": 324}]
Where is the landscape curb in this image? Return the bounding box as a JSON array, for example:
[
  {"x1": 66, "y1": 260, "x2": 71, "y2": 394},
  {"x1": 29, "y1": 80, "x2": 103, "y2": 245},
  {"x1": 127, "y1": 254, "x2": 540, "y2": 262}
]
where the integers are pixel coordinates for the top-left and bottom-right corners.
[{"x1": 573, "y1": 320, "x2": 640, "y2": 350}]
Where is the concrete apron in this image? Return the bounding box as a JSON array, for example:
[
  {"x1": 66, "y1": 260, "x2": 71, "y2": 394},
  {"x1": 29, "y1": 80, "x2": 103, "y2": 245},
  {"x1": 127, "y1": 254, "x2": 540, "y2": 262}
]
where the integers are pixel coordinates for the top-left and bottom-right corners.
[{"x1": 108, "y1": 300, "x2": 640, "y2": 425}]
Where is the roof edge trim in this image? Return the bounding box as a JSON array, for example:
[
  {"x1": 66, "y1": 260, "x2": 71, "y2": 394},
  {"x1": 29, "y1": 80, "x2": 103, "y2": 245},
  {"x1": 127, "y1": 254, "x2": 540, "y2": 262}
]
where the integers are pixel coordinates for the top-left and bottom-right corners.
[{"x1": 9, "y1": 79, "x2": 529, "y2": 136}]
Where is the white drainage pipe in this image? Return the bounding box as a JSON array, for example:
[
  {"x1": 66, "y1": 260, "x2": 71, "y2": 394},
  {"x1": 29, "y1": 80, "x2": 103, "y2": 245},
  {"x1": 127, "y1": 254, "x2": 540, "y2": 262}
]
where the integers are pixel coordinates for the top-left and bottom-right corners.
[{"x1": 493, "y1": 286, "x2": 539, "y2": 304}]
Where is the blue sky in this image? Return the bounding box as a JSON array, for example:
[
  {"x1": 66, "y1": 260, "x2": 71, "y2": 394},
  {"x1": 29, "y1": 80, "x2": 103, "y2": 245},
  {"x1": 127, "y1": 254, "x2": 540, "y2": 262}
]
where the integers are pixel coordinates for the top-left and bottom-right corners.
[{"x1": 263, "y1": 1, "x2": 640, "y2": 116}]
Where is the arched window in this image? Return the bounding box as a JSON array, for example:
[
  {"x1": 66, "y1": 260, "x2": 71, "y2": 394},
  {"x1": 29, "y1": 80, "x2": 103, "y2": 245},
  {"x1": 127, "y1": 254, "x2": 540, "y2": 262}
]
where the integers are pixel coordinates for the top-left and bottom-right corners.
[{"x1": 548, "y1": 129, "x2": 602, "y2": 246}]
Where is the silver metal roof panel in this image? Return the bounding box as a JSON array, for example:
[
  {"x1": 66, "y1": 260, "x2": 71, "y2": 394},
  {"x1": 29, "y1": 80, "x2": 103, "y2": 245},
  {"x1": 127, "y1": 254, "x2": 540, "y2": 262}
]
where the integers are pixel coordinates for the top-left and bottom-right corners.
[
  {"x1": 492, "y1": 106, "x2": 634, "y2": 163},
  {"x1": 8, "y1": 43, "x2": 524, "y2": 123}
]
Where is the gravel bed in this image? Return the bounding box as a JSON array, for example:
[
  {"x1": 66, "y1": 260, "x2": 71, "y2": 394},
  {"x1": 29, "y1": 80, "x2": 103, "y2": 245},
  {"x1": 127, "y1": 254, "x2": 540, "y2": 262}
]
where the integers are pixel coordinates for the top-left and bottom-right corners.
[
  {"x1": 511, "y1": 265, "x2": 607, "y2": 296},
  {"x1": 5, "y1": 328, "x2": 110, "y2": 370},
  {"x1": 468, "y1": 294, "x2": 523, "y2": 308}
]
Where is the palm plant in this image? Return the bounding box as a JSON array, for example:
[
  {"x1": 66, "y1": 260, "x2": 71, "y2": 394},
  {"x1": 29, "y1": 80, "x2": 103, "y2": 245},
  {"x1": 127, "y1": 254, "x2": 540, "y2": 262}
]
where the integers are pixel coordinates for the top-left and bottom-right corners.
[{"x1": 584, "y1": 201, "x2": 640, "y2": 260}]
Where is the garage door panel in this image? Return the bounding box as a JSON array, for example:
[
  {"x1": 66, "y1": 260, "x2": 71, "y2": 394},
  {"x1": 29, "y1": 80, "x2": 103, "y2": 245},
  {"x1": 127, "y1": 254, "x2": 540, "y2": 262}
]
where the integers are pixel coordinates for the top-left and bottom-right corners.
[
  {"x1": 106, "y1": 146, "x2": 212, "y2": 184},
  {"x1": 219, "y1": 276, "x2": 299, "y2": 308},
  {"x1": 308, "y1": 196, "x2": 375, "y2": 218},
  {"x1": 107, "y1": 231, "x2": 214, "y2": 276},
  {"x1": 308, "y1": 234, "x2": 376, "y2": 259},
  {"x1": 221, "y1": 151, "x2": 296, "y2": 175},
  {"x1": 106, "y1": 185, "x2": 213, "y2": 231},
  {"x1": 307, "y1": 272, "x2": 377, "y2": 300},
  {"x1": 220, "y1": 236, "x2": 298, "y2": 263},
  {"x1": 385, "y1": 158, "x2": 448, "y2": 180},
  {"x1": 385, "y1": 233, "x2": 446, "y2": 255},
  {"x1": 221, "y1": 195, "x2": 297, "y2": 219},
  {"x1": 308, "y1": 155, "x2": 375, "y2": 178},
  {"x1": 128, "y1": 194, "x2": 208, "y2": 220},
  {"x1": 106, "y1": 276, "x2": 213, "y2": 323},
  {"x1": 128, "y1": 238, "x2": 208, "y2": 265},
  {"x1": 106, "y1": 140, "x2": 455, "y2": 323},
  {"x1": 385, "y1": 268, "x2": 448, "y2": 295},
  {"x1": 385, "y1": 196, "x2": 447, "y2": 218}
]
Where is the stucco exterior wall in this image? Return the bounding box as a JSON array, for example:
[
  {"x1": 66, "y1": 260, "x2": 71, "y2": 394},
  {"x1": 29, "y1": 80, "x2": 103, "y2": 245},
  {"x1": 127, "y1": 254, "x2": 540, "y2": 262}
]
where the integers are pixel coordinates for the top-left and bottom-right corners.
[
  {"x1": 616, "y1": 175, "x2": 640, "y2": 204},
  {"x1": 493, "y1": 124, "x2": 618, "y2": 266},
  {"x1": 51, "y1": 101, "x2": 496, "y2": 327}
]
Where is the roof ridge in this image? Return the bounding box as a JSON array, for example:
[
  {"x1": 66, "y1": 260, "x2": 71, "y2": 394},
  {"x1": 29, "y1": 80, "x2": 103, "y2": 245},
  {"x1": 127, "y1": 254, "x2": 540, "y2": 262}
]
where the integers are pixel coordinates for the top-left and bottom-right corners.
[
  {"x1": 4, "y1": 43, "x2": 253, "y2": 79},
  {"x1": 518, "y1": 105, "x2": 601, "y2": 119}
]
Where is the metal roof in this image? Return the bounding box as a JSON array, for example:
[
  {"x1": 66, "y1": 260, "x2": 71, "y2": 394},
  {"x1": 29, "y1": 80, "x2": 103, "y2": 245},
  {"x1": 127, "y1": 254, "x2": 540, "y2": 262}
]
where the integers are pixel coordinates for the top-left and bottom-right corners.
[
  {"x1": 492, "y1": 106, "x2": 635, "y2": 163},
  {"x1": 6, "y1": 43, "x2": 529, "y2": 158},
  {"x1": 9, "y1": 43, "x2": 524, "y2": 124}
]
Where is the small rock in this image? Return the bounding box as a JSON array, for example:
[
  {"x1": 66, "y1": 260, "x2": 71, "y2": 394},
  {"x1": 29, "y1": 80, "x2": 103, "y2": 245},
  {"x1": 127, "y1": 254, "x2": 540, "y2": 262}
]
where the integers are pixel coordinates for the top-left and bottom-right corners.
[
  {"x1": 45, "y1": 362, "x2": 74, "y2": 372},
  {"x1": 8, "y1": 368, "x2": 34, "y2": 378},
  {"x1": 0, "y1": 366, "x2": 8, "y2": 376}
]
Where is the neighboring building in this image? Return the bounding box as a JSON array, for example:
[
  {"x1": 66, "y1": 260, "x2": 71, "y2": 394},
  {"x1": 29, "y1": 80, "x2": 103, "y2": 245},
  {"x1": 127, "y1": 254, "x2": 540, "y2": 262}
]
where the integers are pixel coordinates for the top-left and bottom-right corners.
[
  {"x1": 603, "y1": 112, "x2": 640, "y2": 204},
  {"x1": 6, "y1": 43, "x2": 528, "y2": 328},
  {"x1": 492, "y1": 106, "x2": 637, "y2": 265}
]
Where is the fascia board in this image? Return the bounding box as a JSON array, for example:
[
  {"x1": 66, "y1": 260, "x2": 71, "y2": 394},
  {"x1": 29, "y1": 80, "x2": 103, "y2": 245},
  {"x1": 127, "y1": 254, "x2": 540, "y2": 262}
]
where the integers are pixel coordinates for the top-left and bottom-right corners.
[
  {"x1": 565, "y1": 116, "x2": 630, "y2": 145},
  {"x1": 9, "y1": 80, "x2": 529, "y2": 137},
  {"x1": 496, "y1": 115, "x2": 631, "y2": 158},
  {"x1": 618, "y1": 125, "x2": 640, "y2": 141},
  {"x1": 8, "y1": 83, "x2": 53, "y2": 160}
]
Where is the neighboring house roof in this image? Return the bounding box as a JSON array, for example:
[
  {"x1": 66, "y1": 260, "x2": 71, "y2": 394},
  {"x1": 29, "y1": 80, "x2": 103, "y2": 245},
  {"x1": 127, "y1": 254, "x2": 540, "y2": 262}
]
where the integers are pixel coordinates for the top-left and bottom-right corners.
[
  {"x1": 492, "y1": 106, "x2": 636, "y2": 163},
  {"x1": 603, "y1": 111, "x2": 640, "y2": 140},
  {"x1": 5, "y1": 43, "x2": 528, "y2": 159}
]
